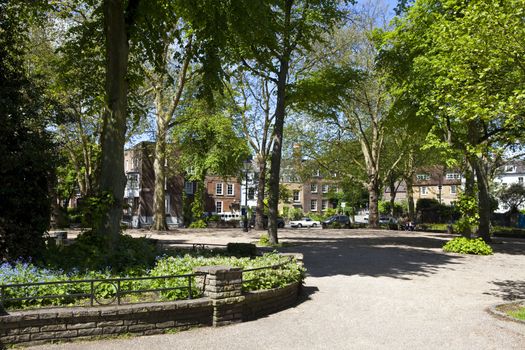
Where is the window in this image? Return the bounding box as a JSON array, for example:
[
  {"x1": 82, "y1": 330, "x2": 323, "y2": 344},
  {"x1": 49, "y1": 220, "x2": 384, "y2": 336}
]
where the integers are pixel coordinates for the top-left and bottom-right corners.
[
  {"x1": 184, "y1": 181, "x2": 193, "y2": 194},
  {"x1": 310, "y1": 199, "x2": 318, "y2": 211},
  {"x1": 248, "y1": 188, "x2": 255, "y2": 200},
  {"x1": 216, "y1": 183, "x2": 223, "y2": 195},
  {"x1": 322, "y1": 200, "x2": 329, "y2": 211},
  {"x1": 227, "y1": 184, "x2": 234, "y2": 196},
  {"x1": 450, "y1": 185, "x2": 457, "y2": 194},
  {"x1": 322, "y1": 184, "x2": 329, "y2": 193},
  {"x1": 293, "y1": 190, "x2": 300, "y2": 202},
  {"x1": 314, "y1": 169, "x2": 321, "y2": 177},
  {"x1": 421, "y1": 186, "x2": 428, "y2": 195},
  {"x1": 519, "y1": 177, "x2": 524, "y2": 184},
  {"x1": 505, "y1": 166, "x2": 516, "y2": 173},
  {"x1": 165, "y1": 195, "x2": 171, "y2": 214},
  {"x1": 126, "y1": 173, "x2": 139, "y2": 190},
  {"x1": 216, "y1": 201, "x2": 223, "y2": 213},
  {"x1": 416, "y1": 174, "x2": 430, "y2": 181},
  {"x1": 446, "y1": 173, "x2": 461, "y2": 180},
  {"x1": 311, "y1": 184, "x2": 318, "y2": 193}
]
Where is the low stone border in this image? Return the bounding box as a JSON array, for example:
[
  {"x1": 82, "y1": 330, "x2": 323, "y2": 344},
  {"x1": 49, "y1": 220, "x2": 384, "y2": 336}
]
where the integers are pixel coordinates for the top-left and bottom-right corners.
[
  {"x1": 0, "y1": 254, "x2": 304, "y2": 347},
  {"x1": 487, "y1": 301, "x2": 525, "y2": 325}
]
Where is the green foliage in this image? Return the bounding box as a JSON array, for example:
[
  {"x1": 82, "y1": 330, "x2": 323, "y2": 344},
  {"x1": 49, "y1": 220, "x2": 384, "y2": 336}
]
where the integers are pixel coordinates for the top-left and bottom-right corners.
[
  {"x1": 284, "y1": 208, "x2": 304, "y2": 221},
  {"x1": 44, "y1": 231, "x2": 158, "y2": 274},
  {"x1": 497, "y1": 183, "x2": 525, "y2": 213},
  {"x1": 80, "y1": 192, "x2": 116, "y2": 229},
  {"x1": 416, "y1": 198, "x2": 459, "y2": 223},
  {"x1": 379, "y1": 200, "x2": 406, "y2": 217},
  {"x1": 443, "y1": 237, "x2": 493, "y2": 255},
  {"x1": 508, "y1": 307, "x2": 525, "y2": 321},
  {"x1": 188, "y1": 220, "x2": 207, "y2": 229},
  {"x1": 0, "y1": 0, "x2": 58, "y2": 261},
  {"x1": 226, "y1": 243, "x2": 257, "y2": 257}
]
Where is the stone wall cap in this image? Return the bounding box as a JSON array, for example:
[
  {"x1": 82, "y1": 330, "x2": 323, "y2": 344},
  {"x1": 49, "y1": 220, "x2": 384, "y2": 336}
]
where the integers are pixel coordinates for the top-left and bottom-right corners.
[{"x1": 194, "y1": 266, "x2": 242, "y2": 274}]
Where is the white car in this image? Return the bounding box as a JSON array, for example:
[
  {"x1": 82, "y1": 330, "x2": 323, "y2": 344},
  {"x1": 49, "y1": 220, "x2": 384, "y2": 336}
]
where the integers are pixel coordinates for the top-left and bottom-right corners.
[{"x1": 290, "y1": 217, "x2": 320, "y2": 228}]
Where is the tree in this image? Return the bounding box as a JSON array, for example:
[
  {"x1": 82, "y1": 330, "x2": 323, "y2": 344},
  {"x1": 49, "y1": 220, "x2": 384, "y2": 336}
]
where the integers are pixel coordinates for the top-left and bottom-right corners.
[
  {"x1": 173, "y1": 96, "x2": 250, "y2": 225},
  {"x1": 232, "y1": 72, "x2": 276, "y2": 230},
  {"x1": 0, "y1": 0, "x2": 58, "y2": 260},
  {"x1": 292, "y1": 3, "x2": 403, "y2": 228},
  {"x1": 381, "y1": 0, "x2": 525, "y2": 241},
  {"x1": 230, "y1": 0, "x2": 349, "y2": 244},
  {"x1": 498, "y1": 183, "x2": 525, "y2": 214}
]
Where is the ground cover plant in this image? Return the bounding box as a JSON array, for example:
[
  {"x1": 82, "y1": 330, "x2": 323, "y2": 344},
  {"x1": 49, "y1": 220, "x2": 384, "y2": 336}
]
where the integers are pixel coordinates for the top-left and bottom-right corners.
[
  {"x1": 508, "y1": 306, "x2": 525, "y2": 321},
  {"x1": 0, "y1": 243, "x2": 304, "y2": 310},
  {"x1": 443, "y1": 237, "x2": 493, "y2": 255}
]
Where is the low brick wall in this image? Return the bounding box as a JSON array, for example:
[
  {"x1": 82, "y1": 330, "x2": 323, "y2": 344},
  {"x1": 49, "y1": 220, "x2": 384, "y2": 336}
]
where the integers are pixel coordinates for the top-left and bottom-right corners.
[
  {"x1": 0, "y1": 257, "x2": 303, "y2": 347},
  {"x1": 0, "y1": 299, "x2": 213, "y2": 347},
  {"x1": 244, "y1": 282, "x2": 301, "y2": 320}
]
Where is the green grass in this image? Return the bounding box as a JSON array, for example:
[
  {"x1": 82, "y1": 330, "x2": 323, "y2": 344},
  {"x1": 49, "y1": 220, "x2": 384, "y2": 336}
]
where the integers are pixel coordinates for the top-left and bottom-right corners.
[{"x1": 508, "y1": 306, "x2": 525, "y2": 321}]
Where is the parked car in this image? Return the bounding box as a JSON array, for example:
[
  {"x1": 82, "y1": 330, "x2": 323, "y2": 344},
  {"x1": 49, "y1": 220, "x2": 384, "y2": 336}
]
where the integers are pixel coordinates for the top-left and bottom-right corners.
[
  {"x1": 322, "y1": 215, "x2": 351, "y2": 228},
  {"x1": 290, "y1": 217, "x2": 320, "y2": 228},
  {"x1": 249, "y1": 215, "x2": 285, "y2": 228}
]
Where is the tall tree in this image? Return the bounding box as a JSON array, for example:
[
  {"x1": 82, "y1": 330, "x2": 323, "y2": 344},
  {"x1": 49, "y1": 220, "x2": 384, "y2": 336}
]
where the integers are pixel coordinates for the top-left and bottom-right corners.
[
  {"x1": 231, "y1": 0, "x2": 349, "y2": 243},
  {"x1": 0, "y1": 0, "x2": 58, "y2": 260},
  {"x1": 233, "y1": 72, "x2": 276, "y2": 230},
  {"x1": 381, "y1": 0, "x2": 525, "y2": 240},
  {"x1": 293, "y1": 3, "x2": 401, "y2": 227}
]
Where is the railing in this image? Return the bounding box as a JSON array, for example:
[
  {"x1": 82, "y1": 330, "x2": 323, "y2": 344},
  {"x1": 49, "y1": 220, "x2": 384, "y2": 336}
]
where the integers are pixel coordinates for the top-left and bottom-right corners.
[
  {"x1": 0, "y1": 272, "x2": 207, "y2": 310},
  {"x1": 241, "y1": 258, "x2": 295, "y2": 291}
]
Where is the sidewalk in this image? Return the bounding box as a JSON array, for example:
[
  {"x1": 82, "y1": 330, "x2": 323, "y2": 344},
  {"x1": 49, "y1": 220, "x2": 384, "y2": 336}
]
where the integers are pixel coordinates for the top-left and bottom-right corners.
[{"x1": 29, "y1": 229, "x2": 525, "y2": 349}]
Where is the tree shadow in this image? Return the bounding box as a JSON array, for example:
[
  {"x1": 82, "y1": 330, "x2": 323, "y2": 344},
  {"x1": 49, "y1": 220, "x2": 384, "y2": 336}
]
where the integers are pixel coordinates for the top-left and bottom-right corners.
[
  {"x1": 490, "y1": 238, "x2": 525, "y2": 256},
  {"x1": 276, "y1": 234, "x2": 465, "y2": 280},
  {"x1": 484, "y1": 280, "x2": 525, "y2": 301}
]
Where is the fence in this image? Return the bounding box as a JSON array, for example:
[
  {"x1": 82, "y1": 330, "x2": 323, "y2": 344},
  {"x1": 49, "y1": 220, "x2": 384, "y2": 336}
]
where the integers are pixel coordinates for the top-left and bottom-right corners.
[{"x1": 0, "y1": 272, "x2": 207, "y2": 310}]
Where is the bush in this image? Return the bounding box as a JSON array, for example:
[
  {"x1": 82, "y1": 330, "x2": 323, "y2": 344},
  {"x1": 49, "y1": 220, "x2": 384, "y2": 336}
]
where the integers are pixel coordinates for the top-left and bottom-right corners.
[
  {"x1": 44, "y1": 231, "x2": 158, "y2": 274},
  {"x1": 443, "y1": 237, "x2": 493, "y2": 255},
  {"x1": 189, "y1": 220, "x2": 207, "y2": 228}
]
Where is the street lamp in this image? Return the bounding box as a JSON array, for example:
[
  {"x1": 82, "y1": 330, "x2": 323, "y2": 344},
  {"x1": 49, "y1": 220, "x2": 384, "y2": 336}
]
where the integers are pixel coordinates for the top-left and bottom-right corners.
[{"x1": 242, "y1": 158, "x2": 252, "y2": 232}]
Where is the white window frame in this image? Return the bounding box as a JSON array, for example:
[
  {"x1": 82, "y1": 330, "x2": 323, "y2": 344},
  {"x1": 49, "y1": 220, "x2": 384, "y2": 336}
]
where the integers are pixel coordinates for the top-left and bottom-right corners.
[
  {"x1": 293, "y1": 190, "x2": 300, "y2": 202},
  {"x1": 227, "y1": 183, "x2": 234, "y2": 196},
  {"x1": 421, "y1": 186, "x2": 428, "y2": 195},
  {"x1": 322, "y1": 199, "x2": 328, "y2": 211},
  {"x1": 322, "y1": 184, "x2": 329, "y2": 193},
  {"x1": 311, "y1": 184, "x2": 318, "y2": 193},
  {"x1": 446, "y1": 173, "x2": 461, "y2": 180},
  {"x1": 184, "y1": 181, "x2": 193, "y2": 194},
  {"x1": 248, "y1": 188, "x2": 255, "y2": 200},
  {"x1": 216, "y1": 201, "x2": 223, "y2": 213},
  {"x1": 126, "y1": 173, "x2": 139, "y2": 190},
  {"x1": 216, "y1": 183, "x2": 223, "y2": 195},
  {"x1": 416, "y1": 174, "x2": 430, "y2": 181},
  {"x1": 165, "y1": 195, "x2": 171, "y2": 214},
  {"x1": 450, "y1": 185, "x2": 457, "y2": 194},
  {"x1": 310, "y1": 199, "x2": 318, "y2": 211}
]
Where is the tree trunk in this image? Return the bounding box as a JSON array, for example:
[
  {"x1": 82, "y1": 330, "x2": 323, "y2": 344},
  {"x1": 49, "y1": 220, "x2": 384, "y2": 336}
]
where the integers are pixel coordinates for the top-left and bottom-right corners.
[
  {"x1": 406, "y1": 176, "x2": 415, "y2": 221},
  {"x1": 368, "y1": 181, "x2": 380, "y2": 228},
  {"x1": 471, "y1": 157, "x2": 492, "y2": 242},
  {"x1": 267, "y1": 0, "x2": 292, "y2": 245},
  {"x1": 96, "y1": 0, "x2": 129, "y2": 243},
  {"x1": 255, "y1": 156, "x2": 267, "y2": 230},
  {"x1": 389, "y1": 177, "x2": 396, "y2": 217},
  {"x1": 152, "y1": 112, "x2": 168, "y2": 231}
]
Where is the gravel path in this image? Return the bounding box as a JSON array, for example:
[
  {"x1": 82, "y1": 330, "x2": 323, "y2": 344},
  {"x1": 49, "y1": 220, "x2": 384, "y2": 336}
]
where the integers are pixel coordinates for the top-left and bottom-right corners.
[{"x1": 29, "y1": 229, "x2": 525, "y2": 350}]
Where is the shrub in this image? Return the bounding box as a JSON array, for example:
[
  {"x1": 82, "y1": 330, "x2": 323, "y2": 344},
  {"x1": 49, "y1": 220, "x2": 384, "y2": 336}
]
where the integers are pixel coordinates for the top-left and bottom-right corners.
[
  {"x1": 189, "y1": 220, "x2": 207, "y2": 228},
  {"x1": 1, "y1": 252, "x2": 305, "y2": 310},
  {"x1": 443, "y1": 237, "x2": 493, "y2": 255}
]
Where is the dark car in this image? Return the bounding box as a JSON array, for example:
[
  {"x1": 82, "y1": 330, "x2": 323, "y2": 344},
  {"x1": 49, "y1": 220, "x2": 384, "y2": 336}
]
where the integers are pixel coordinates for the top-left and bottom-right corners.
[
  {"x1": 249, "y1": 215, "x2": 285, "y2": 229},
  {"x1": 322, "y1": 215, "x2": 351, "y2": 229}
]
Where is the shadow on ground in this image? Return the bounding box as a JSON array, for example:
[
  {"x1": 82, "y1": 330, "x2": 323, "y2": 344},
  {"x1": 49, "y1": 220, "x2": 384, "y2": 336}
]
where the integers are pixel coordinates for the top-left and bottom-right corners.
[
  {"x1": 484, "y1": 280, "x2": 525, "y2": 301},
  {"x1": 272, "y1": 233, "x2": 465, "y2": 280}
]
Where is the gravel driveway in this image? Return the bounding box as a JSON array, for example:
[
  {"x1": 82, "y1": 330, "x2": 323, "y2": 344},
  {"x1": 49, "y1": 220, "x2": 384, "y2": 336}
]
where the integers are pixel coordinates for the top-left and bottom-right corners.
[{"x1": 28, "y1": 229, "x2": 525, "y2": 350}]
